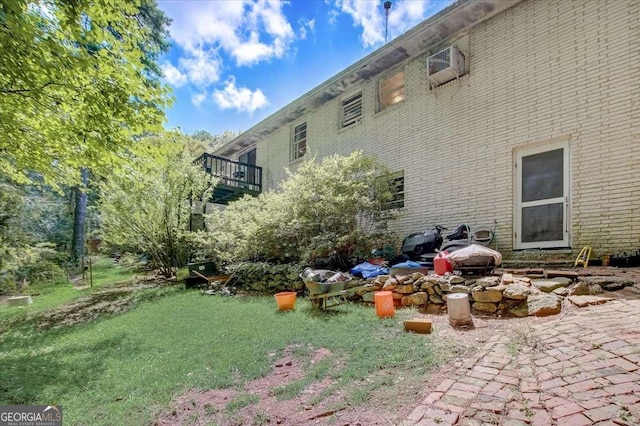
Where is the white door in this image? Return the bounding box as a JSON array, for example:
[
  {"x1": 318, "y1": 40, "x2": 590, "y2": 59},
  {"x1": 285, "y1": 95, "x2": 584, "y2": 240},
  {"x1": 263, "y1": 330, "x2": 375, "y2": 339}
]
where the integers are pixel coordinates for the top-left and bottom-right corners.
[{"x1": 515, "y1": 141, "x2": 570, "y2": 249}]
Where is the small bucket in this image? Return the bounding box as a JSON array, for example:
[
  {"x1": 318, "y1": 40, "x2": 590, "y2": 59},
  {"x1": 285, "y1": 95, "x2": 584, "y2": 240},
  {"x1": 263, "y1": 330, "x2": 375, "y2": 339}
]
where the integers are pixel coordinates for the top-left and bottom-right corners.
[
  {"x1": 447, "y1": 293, "x2": 473, "y2": 327},
  {"x1": 274, "y1": 292, "x2": 297, "y2": 311},
  {"x1": 375, "y1": 291, "x2": 395, "y2": 318}
]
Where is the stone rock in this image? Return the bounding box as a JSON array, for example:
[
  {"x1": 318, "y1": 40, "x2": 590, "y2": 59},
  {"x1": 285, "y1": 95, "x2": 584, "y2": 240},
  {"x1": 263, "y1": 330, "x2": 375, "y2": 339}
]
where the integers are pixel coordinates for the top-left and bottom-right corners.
[
  {"x1": 439, "y1": 282, "x2": 451, "y2": 292},
  {"x1": 568, "y1": 281, "x2": 589, "y2": 296},
  {"x1": 361, "y1": 292, "x2": 375, "y2": 303},
  {"x1": 553, "y1": 287, "x2": 570, "y2": 297},
  {"x1": 580, "y1": 276, "x2": 636, "y2": 288},
  {"x1": 473, "y1": 302, "x2": 498, "y2": 313},
  {"x1": 411, "y1": 272, "x2": 425, "y2": 281},
  {"x1": 424, "y1": 277, "x2": 439, "y2": 285},
  {"x1": 510, "y1": 301, "x2": 529, "y2": 318},
  {"x1": 448, "y1": 275, "x2": 466, "y2": 284},
  {"x1": 382, "y1": 277, "x2": 399, "y2": 291},
  {"x1": 471, "y1": 287, "x2": 503, "y2": 303},
  {"x1": 602, "y1": 283, "x2": 627, "y2": 291},
  {"x1": 567, "y1": 295, "x2": 613, "y2": 308},
  {"x1": 588, "y1": 284, "x2": 603, "y2": 295},
  {"x1": 420, "y1": 280, "x2": 435, "y2": 290},
  {"x1": 518, "y1": 276, "x2": 532, "y2": 284},
  {"x1": 449, "y1": 284, "x2": 470, "y2": 294},
  {"x1": 355, "y1": 286, "x2": 372, "y2": 295},
  {"x1": 497, "y1": 299, "x2": 522, "y2": 316},
  {"x1": 477, "y1": 277, "x2": 500, "y2": 287},
  {"x1": 425, "y1": 286, "x2": 436, "y2": 296},
  {"x1": 374, "y1": 275, "x2": 390, "y2": 285},
  {"x1": 392, "y1": 292, "x2": 404, "y2": 300},
  {"x1": 528, "y1": 286, "x2": 541, "y2": 295},
  {"x1": 395, "y1": 284, "x2": 416, "y2": 294},
  {"x1": 402, "y1": 292, "x2": 428, "y2": 306},
  {"x1": 429, "y1": 293, "x2": 445, "y2": 304},
  {"x1": 502, "y1": 283, "x2": 529, "y2": 300},
  {"x1": 545, "y1": 270, "x2": 578, "y2": 279},
  {"x1": 465, "y1": 279, "x2": 477, "y2": 286},
  {"x1": 527, "y1": 294, "x2": 561, "y2": 316},
  {"x1": 501, "y1": 273, "x2": 514, "y2": 284},
  {"x1": 515, "y1": 279, "x2": 531, "y2": 287},
  {"x1": 434, "y1": 285, "x2": 443, "y2": 296},
  {"x1": 532, "y1": 278, "x2": 572, "y2": 293},
  {"x1": 396, "y1": 275, "x2": 410, "y2": 284}
]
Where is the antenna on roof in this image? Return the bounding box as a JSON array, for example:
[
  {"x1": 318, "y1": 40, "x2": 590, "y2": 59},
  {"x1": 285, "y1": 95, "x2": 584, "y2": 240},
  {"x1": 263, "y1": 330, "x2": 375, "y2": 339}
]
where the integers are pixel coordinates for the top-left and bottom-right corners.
[{"x1": 384, "y1": 1, "x2": 392, "y2": 43}]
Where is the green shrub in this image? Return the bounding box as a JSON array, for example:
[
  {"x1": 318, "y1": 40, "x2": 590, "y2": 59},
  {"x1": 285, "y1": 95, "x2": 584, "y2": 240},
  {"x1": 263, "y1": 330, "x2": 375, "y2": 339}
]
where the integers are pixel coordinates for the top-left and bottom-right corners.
[
  {"x1": 0, "y1": 243, "x2": 66, "y2": 292},
  {"x1": 201, "y1": 151, "x2": 398, "y2": 265}
]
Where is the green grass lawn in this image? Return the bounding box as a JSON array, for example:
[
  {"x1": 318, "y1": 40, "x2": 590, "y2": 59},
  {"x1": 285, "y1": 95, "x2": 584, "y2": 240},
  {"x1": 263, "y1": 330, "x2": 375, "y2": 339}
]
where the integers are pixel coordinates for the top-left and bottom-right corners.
[
  {"x1": 0, "y1": 289, "x2": 461, "y2": 426},
  {"x1": 0, "y1": 258, "x2": 135, "y2": 323}
]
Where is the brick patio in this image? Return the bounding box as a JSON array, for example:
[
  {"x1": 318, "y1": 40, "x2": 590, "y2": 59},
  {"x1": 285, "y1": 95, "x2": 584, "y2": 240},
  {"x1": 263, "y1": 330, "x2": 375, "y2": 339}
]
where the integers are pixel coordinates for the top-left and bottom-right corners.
[{"x1": 402, "y1": 299, "x2": 640, "y2": 425}]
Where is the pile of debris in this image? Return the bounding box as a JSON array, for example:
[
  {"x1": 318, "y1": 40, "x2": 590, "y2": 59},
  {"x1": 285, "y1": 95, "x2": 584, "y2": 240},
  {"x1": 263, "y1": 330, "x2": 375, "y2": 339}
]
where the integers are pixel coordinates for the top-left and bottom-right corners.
[{"x1": 351, "y1": 271, "x2": 637, "y2": 317}]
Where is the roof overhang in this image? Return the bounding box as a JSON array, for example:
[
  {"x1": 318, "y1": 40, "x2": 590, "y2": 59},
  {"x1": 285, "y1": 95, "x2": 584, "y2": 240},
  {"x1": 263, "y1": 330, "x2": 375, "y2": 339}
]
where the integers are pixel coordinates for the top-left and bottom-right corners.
[{"x1": 214, "y1": 0, "x2": 523, "y2": 157}]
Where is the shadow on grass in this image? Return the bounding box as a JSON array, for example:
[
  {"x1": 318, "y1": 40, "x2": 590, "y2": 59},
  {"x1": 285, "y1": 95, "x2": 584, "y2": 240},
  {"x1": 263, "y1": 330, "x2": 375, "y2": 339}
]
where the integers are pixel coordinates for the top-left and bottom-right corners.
[{"x1": 0, "y1": 332, "x2": 129, "y2": 405}]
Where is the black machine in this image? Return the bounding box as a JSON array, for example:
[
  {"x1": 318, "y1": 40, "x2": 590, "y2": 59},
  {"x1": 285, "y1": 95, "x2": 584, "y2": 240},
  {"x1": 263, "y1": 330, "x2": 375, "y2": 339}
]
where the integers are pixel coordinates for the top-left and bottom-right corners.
[{"x1": 401, "y1": 224, "x2": 494, "y2": 263}]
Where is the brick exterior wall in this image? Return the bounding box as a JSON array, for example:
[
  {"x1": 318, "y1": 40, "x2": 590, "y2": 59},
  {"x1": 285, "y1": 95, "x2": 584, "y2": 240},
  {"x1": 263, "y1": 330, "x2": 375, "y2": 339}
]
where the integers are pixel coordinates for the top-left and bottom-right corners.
[{"x1": 248, "y1": 0, "x2": 640, "y2": 261}]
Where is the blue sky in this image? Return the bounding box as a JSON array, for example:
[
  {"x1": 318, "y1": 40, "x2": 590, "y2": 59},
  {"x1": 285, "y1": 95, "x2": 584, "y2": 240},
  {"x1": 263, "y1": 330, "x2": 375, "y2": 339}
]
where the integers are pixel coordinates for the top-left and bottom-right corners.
[{"x1": 157, "y1": 0, "x2": 453, "y2": 136}]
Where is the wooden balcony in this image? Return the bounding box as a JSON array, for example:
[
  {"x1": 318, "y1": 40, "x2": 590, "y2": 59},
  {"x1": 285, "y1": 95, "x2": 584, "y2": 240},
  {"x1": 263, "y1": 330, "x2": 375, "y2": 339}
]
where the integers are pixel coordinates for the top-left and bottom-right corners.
[{"x1": 196, "y1": 153, "x2": 262, "y2": 205}]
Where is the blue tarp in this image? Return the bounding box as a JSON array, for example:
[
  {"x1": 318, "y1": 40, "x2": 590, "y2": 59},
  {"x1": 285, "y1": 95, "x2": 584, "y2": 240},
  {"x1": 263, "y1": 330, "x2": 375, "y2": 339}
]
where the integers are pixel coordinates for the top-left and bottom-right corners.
[
  {"x1": 350, "y1": 262, "x2": 389, "y2": 279},
  {"x1": 390, "y1": 260, "x2": 422, "y2": 269}
]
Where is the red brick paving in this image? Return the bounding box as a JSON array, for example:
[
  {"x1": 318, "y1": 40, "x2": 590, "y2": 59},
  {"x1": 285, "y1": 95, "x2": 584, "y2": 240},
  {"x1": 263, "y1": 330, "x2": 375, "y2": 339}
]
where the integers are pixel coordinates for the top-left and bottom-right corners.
[{"x1": 403, "y1": 299, "x2": 640, "y2": 425}]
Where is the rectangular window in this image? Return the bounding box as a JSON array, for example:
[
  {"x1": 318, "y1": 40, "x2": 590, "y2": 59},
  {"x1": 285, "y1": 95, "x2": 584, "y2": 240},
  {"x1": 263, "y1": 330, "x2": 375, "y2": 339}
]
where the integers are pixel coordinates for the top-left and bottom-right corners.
[
  {"x1": 292, "y1": 122, "x2": 307, "y2": 161},
  {"x1": 341, "y1": 92, "x2": 362, "y2": 128},
  {"x1": 378, "y1": 70, "x2": 405, "y2": 110},
  {"x1": 382, "y1": 170, "x2": 405, "y2": 210},
  {"x1": 515, "y1": 141, "x2": 570, "y2": 249}
]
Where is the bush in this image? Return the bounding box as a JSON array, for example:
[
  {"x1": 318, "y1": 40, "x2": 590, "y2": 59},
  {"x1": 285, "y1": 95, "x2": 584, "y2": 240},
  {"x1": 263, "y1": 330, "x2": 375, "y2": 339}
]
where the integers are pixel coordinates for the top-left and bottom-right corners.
[
  {"x1": 0, "y1": 243, "x2": 67, "y2": 294},
  {"x1": 201, "y1": 151, "x2": 399, "y2": 266}
]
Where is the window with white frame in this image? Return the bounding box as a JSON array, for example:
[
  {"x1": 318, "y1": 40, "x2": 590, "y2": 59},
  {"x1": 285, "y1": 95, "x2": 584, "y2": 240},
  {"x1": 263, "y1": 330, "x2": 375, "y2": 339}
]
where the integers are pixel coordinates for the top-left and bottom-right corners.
[
  {"x1": 291, "y1": 122, "x2": 307, "y2": 161},
  {"x1": 341, "y1": 92, "x2": 362, "y2": 128},
  {"x1": 378, "y1": 70, "x2": 405, "y2": 110},
  {"x1": 515, "y1": 141, "x2": 570, "y2": 249}
]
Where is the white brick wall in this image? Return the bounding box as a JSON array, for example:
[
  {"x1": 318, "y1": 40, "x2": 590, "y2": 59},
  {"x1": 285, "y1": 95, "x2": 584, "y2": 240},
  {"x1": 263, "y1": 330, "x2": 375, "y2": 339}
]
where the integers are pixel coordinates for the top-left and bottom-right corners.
[{"x1": 252, "y1": 0, "x2": 640, "y2": 260}]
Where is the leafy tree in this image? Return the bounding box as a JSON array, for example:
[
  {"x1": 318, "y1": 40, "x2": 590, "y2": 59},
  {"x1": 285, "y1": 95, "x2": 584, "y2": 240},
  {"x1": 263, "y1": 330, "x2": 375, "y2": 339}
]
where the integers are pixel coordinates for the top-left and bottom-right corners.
[
  {"x1": 201, "y1": 151, "x2": 398, "y2": 265},
  {"x1": 188, "y1": 130, "x2": 241, "y2": 157},
  {"x1": 0, "y1": 0, "x2": 170, "y2": 189},
  {"x1": 99, "y1": 134, "x2": 217, "y2": 277}
]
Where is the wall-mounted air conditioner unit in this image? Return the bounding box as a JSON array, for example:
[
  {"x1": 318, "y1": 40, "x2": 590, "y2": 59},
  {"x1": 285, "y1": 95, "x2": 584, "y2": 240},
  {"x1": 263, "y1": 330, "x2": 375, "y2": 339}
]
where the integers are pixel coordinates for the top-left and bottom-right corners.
[{"x1": 426, "y1": 46, "x2": 465, "y2": 87}]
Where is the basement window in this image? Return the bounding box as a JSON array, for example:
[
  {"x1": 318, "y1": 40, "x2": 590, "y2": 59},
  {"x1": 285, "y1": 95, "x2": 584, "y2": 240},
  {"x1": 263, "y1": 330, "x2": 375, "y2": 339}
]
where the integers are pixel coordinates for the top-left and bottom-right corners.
[
  {"x1": 378, "y1": 70, "x2": 405, "y2": 111},
  {"x1": 341, "y1": 92, "x2": 362, "y2": 128},
  {"x1": 291, "y1": 122, "x2": 307, "y2": 161}
]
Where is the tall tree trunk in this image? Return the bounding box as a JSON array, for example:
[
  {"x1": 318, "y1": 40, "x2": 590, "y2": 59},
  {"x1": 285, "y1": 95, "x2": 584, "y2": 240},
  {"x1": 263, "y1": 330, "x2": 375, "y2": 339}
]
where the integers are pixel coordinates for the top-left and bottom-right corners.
[{"x1": 71, "y1": 167, "x2": 90, "y2": 263}]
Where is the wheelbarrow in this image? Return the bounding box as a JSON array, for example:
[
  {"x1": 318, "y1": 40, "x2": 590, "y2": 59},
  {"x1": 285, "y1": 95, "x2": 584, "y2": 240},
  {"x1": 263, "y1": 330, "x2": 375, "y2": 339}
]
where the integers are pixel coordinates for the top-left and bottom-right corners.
[{"x1": 300, "y1": 270, "x2": 367, "y2": 310}]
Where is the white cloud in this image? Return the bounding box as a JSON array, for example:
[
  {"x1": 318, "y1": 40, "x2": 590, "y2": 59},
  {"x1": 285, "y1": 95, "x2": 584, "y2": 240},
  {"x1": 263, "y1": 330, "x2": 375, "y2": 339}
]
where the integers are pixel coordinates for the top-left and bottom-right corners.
[
  {"x1": 191, "y1": 92, "x2": 207, "y2": 107},
  {"x1": 332, "y1": 0, "x2": 432, "y2": 47},
  {"x1": 213, "y1": 78, "x2": 268, "y2": 114},
  {"x1": 298, "y1": 18, "x2": 315, "y2": 40},
  {"x1": 178, "y1": 48, "x2": 222, "y2": 87},
  {"x1": 387, "y1": 1, "x2": 431, "y2": 39},
  {"x1": 162, "y1": 0, "x2": 295, "y2": 67},
  {"x1": 334, "y1": 0, "x2": 384, "y2": 47},
  {"x1": 161, "y1": 61, "x2": 188, "y2": 87}
]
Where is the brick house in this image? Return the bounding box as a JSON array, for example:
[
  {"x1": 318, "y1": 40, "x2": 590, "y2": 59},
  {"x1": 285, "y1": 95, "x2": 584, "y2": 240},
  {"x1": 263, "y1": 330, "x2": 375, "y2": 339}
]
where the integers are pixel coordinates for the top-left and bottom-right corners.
[{"x1": 209, "y1": 0, "x2": 640, "y2": 263}]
